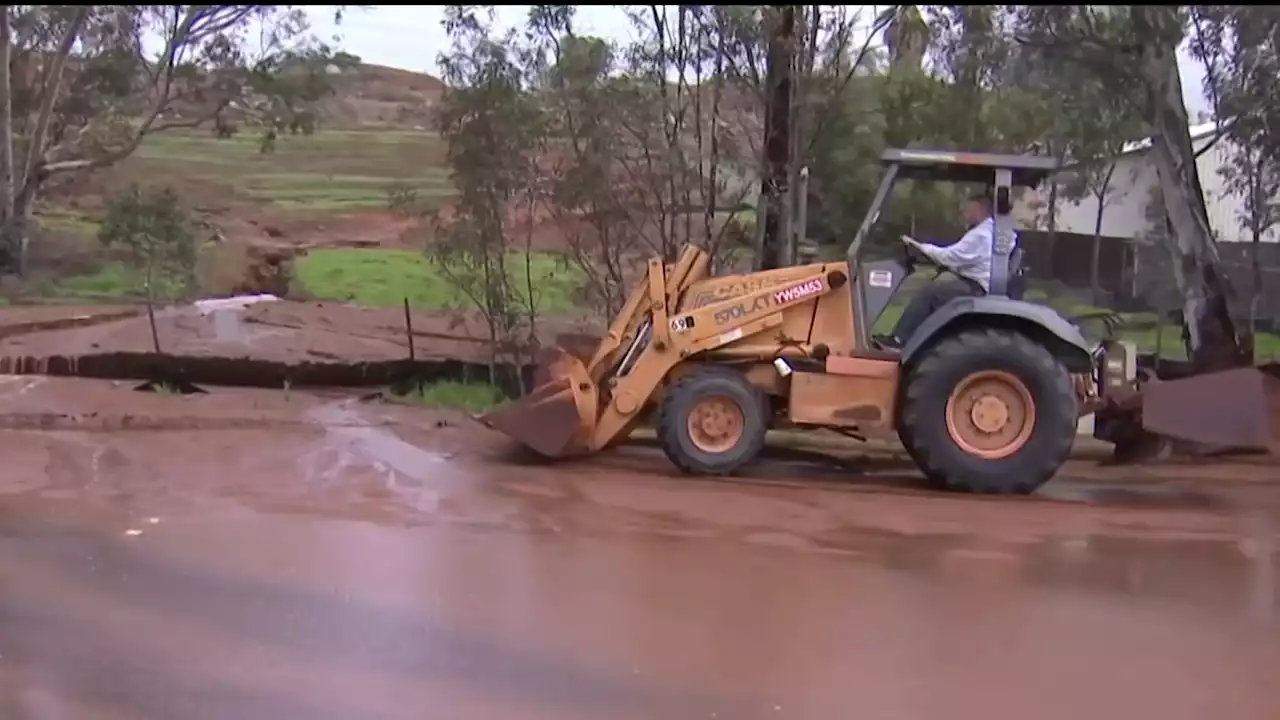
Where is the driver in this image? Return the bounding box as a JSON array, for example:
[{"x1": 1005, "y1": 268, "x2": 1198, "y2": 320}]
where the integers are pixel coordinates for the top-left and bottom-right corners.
[{"x1": 874, "y1": 189, "x2": 1016, "y2": 350}]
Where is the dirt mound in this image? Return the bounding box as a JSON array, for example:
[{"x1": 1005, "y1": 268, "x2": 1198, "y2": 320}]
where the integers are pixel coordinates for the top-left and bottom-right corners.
[
  {"x1": 241, "y1": 301, "x2": 601, "y2": 359},
  {"x1": 322, "y1": 63, "x2": 446, "y2": 129},
  {"x1": 147, "y1": 61, "x2": 444, "y2": 130},
  {"x1": 0, "y1": 297, "x2": 599, "y2": 366},
  {"x1": 0, "y1": 375, "x2": 335, "y2": 426},
  {"x1": 0, "y1": 306, "x2": 143, "y2": 337},
  {"x1": 201, "y1": 242, "x2": 296, "y2": 297},
  {"x1": 0, "y1": 298, "x2": 613, "y2": 396},
  {"x1": 0, "y1": 301, "x2": 536, "y2": 391},
  {"x1": 0, "y1": 350, "x2": 528, "y2": 393}
]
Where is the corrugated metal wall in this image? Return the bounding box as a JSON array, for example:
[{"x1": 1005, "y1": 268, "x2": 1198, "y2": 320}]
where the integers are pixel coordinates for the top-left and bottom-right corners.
[
  {"x1": 1199, "y1": 138, "x2": 1280, "y2": 244},
  {"x1": 1046, "y1": 133, "x2": 1280, "y2": 244}
]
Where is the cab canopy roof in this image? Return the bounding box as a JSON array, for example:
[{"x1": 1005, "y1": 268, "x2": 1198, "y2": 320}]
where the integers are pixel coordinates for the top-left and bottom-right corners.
[{"x1": 881, "y1": 148, "x2": 1059, "y2": 188}]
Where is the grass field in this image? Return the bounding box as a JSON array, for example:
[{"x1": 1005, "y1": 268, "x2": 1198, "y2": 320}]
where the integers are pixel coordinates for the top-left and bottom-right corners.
[
  {"x1": 43, "y1": 264, "x2": 188, "y2": 301},
  {"x1": 291, "y1": 248, "x2": 583, "y2": 313},
  {"x1": 401, "y1": 380, "x2": 506, "y2": 412},
  {"x1": 35, "y1": 207, "x2": 102, "y2": 236},
  {"x1": 127, "y1": 129, "x2": 454, "y2": 211},
  {"x1": 27, "y1": 128, "x2": 461, "y2": 302}
]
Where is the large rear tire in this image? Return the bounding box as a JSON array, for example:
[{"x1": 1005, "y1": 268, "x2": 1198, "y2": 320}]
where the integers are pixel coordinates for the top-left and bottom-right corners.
[
  {"x1": 898, "y1": 327, "x2": 1078, "y2": 494},
  {"x1": 658, "y1": 367, "x2": 768, "y2": 476}
]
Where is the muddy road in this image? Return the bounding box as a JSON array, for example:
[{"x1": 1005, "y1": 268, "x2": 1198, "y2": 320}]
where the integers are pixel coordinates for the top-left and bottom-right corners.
[{"x1": 1, "y1": 378, "x2": 1278, "y2": 720}]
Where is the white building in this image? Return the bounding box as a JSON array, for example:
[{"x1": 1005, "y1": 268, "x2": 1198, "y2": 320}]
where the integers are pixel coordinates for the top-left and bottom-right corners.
[{"x1": 1026, "y1": 121, "x2": 1280, "y2": 244}]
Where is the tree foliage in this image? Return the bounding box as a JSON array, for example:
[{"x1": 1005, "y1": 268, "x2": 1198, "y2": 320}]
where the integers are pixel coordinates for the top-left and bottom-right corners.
[
  {"x1": 0, "y1": 5, "x2": 350, "y2": 273},
  {"x1": 430, "y1": 6, "x2": 548, "y2": 380},
  {"x1": 97, "y1": 183, "x2": 196, "y2": 300},
  {"x1": 1191, "y1": 6, "x2": 1280, "y2": 169},
  {"x1": 1010, "y1": 5, "x2": 1256, "y2": 369},
  {"x1": 425, "y1": 4, "x2": 1280, "y2": 369},
  {"x1": 1191, "y1": 6, "x2": 1280, "y2": 310}
]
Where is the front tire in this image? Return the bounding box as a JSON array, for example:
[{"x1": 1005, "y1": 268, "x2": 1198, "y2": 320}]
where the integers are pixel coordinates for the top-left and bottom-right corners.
[
  {"x1": 658, "y1": 367, "x2": 768, "y2": 476},
  {"x1": 898, "y1": 327, "x2": 1078, "y2": 493}
]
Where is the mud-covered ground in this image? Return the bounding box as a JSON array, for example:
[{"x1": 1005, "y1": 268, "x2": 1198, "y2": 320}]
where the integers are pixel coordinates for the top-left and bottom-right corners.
[
  {"x1": 0, "y1": 299, "x2": 593, "y2": 367},
  {"x1": 0, "y1": 376, "x2": 1277, "y2": 720}
]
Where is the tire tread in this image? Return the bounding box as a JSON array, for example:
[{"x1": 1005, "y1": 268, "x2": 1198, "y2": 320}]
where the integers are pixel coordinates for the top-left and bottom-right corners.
[
  {"x1": 899, "y1": 327, "x2": 1077, "y2": 493},
  {"x1": 658, "y1": 366, "x2": 768, "y2": 476}
]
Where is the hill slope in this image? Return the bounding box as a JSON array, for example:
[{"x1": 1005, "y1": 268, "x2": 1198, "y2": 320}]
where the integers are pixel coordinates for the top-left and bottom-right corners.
[{"x1": 322, "y1": 63, "x2": 447, "y2": 130}]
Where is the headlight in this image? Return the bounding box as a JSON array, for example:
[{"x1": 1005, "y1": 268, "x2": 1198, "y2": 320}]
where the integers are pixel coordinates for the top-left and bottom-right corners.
[{"x1": 1096, "y1": 340, "x2": 1137, "y2": 391}]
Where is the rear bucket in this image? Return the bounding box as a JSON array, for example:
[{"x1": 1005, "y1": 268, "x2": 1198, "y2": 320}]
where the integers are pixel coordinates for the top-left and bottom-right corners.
[
  {"x1": 1141, "y1": 366, "x2": 1280, "y2": 453},
  {"x1": 478, "y1": 347, "x2": 597, "y2": 459}
]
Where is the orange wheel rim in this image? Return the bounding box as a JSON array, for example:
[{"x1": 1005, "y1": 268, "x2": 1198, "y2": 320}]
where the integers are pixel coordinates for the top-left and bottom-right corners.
[
  {"x1": 944, "y1": 370, "x2": 1035, "y2": 460},
  {"x1": 687, "y1": 395, "x2": 746, "y2": 453}
]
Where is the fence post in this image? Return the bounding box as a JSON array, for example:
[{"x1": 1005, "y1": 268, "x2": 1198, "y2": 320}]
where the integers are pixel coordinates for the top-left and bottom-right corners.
[
  {"x1": 403, "y1": 297, "x2": 416, "y2": 362},
  {"x1": 146, "y1": 300, "x2": 161, "y2": 354}
]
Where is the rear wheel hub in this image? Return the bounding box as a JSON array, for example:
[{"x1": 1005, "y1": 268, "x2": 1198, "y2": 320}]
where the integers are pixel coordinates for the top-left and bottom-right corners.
[
  {"x1": 970, "y1": 395, "x2": 1010, "y2": 433},
  {"x1": 945, "y1": 370, "x2": 1036, "y2": 460}
]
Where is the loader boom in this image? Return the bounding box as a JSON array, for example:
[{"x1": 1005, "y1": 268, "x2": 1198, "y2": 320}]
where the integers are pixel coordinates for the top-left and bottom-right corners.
[
  {"x1": 479, "y1": 244, "x2": 844, "y2": 457},
  {"x1": 581, "y1": 246, "x2": 711, "y2": 382},
  {"x1": 582, "y1": 249, "x2": 842, "y2": 454}
]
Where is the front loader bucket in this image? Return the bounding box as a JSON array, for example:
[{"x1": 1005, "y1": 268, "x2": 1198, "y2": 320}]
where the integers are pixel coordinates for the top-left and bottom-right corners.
[
  {"x1": 552, "y1": 332, "x2": 603, "y2": 367},
  {"x1": 478, "y1": 347, "x2": 598, "y2": 459},
  {"x1": 1141, "y1": 366, "x2": 1280, "y2": 452}
]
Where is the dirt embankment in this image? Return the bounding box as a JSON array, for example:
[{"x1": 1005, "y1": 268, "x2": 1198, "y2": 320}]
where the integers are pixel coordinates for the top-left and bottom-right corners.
[
  {"x1": 0, "y1": 300, "x2": 603, "y2": 390},
  {"x1": 0, "y1": 305, "x2": 144, "y2": 338}
]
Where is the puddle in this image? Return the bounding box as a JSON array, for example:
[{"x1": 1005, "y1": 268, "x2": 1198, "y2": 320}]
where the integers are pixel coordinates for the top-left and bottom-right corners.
[
  {"x1": 1040, "y1": 482, "x2": 1228, "y2": 510},
  {"x1": 0, "y1": 374, "x2": 44, "y2": 399},
  {"x1": 210, "y1": 308, "x2": 245, "y2": 344},
  {"x1": 300, "y1": 401, "x2": 453, "y2": 512},
  {"x1": 1242, "y1": 513, "x2": 1277, "y2": 626},
  {"x1": 814, "y1": 521, "x2": 1279, "y2": 623},
  {"x1": 193, "y1": 294, "x2": 280, "y2": 315}
]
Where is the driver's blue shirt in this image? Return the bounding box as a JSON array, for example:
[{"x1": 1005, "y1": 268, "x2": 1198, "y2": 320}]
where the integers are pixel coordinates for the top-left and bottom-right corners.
[{"x1": 915, "y1": 216, "x2": 1017, "y2": 293}]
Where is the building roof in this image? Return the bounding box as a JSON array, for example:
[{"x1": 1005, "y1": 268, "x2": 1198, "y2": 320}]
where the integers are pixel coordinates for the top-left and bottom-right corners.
[{"x1": 1118, "y1": 121, "x2": 1221, "y2": 156}]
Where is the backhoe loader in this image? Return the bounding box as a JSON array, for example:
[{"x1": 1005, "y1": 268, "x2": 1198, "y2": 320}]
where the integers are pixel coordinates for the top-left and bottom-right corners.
[{"x1": 482, "y1": 148, "x2": 1113, "y2": 494}]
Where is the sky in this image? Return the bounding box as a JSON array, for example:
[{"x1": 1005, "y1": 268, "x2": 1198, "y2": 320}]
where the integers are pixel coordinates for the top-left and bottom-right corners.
[{"x1": 304, "y1": 5, "x2": 1212, "y2": 117}]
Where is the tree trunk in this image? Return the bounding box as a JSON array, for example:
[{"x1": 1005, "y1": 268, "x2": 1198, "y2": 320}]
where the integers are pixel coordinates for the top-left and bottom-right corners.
[
  {"x1": 1042, "y1": 174, "x2": 1059, "y2": 285},
  {"x1": 0, "y1": 6, "x2": 13, "y2": 274},
  {"x1": 1090, "y1": 212, "x2": 1104, "y2": 306},
  {"x1": 1249, "y1": 168, "x2": 1264, "y2": 332},
  {"x1": 1089, "y1": 166, "x2": 1116, "y2": 306},
  {"x1": 1, "y1": 6, "x2": 87, "y2": 276},
  {"x1": 751, "y1": 192, "x2": 768, "y2": 270},
  {"x1": 1046, "y1": 178, "x2": 1058, "y2": 242},
  {"x1": 1251, "y1": 236, "x2": 1263, "y2": 301},
  {"x1": 759, "y1": 5, "x2": 796, "y2": 271},
  {"x1": 8, "y1": 185, "x2": 33, "y2": 276},
  {"x1": 1135, "y1": 7, "x2": 1251, "y2": 370},
  {"x1": 1251, "y1": 226, "x2": 1262, "y2": 338}
]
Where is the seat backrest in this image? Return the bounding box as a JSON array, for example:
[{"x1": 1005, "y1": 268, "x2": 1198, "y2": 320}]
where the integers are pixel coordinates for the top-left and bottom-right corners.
[
  {"x1": 1007, "y1": 246, "x2": 1027, "y2": 300},
  {"x1": 987, "y1": 215, "x2": 1018, "y2": 296},
  {"x1": 1008, "y1": 246, "x2": 1024, "y2": 274}
]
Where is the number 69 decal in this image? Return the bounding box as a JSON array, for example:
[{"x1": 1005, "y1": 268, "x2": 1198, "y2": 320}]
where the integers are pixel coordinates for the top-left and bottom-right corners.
[{"x1": 670, "y1": 316, "x2": 696, "y2": 333}]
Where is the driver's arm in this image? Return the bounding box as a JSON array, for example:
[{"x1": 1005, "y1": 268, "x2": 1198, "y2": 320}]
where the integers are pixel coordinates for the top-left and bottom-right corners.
[{"x1": 916, "y1": 222, "x2": 991, "y2": 271}]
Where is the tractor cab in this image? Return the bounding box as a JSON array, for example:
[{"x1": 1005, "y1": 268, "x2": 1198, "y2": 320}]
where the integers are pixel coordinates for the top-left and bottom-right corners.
[{"x1": 845, "y1": 148, "x2": 1060, "y2": 357}]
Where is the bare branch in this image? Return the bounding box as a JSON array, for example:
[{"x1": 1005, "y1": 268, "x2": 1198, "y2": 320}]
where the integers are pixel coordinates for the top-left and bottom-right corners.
[{"x1": 19, "y1": 6, "x2": 88, "y2": 186}]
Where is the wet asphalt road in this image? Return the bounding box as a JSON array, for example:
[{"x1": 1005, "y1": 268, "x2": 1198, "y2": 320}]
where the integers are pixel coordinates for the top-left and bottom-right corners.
[
  {"x1": 3, "y1": 493, "x2": 1279, "y2": 720},
  {"x1": 0, "y1": 383, "x2": 1278, "y2": 719}
]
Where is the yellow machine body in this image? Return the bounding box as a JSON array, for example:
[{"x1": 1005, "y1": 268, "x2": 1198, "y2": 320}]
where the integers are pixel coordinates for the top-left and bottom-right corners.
[{"x1": 479, "y1": 244, "x2": 908, "y2": 457}]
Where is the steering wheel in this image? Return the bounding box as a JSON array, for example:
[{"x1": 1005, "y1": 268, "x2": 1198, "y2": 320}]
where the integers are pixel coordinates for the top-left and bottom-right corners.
[
  {"x1": 899, "y1": 235, "x2": 934, "y2": 275},
  {"x1": 900, "y1": 235, "x2": 957, "y2": 283}
]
